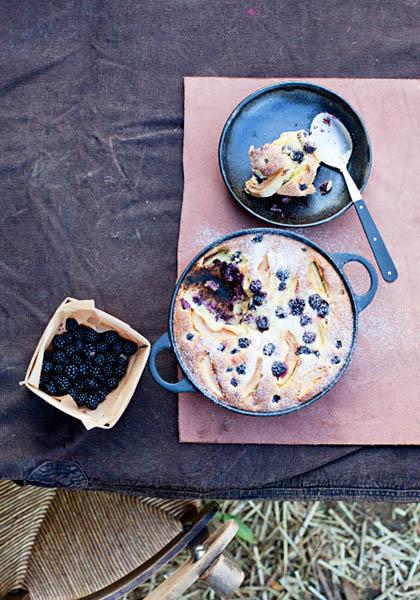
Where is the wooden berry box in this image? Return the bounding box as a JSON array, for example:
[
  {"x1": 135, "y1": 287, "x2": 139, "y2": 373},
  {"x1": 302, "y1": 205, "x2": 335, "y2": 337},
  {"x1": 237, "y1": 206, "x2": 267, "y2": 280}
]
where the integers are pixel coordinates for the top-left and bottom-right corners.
[{"x1": 21, "y1": 297, "x2": 150, "y2": 429}]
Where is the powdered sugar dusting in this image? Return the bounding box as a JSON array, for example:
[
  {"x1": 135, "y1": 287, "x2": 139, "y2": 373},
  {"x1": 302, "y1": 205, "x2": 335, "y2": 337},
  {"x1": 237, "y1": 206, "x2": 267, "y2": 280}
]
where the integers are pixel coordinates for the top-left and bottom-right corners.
[
  {"x1": 193, "y1": 223, "x2": 225, "y2": 250},
  {"x1": 295, "y1": 226, "x2": 361, "y2": 254}
]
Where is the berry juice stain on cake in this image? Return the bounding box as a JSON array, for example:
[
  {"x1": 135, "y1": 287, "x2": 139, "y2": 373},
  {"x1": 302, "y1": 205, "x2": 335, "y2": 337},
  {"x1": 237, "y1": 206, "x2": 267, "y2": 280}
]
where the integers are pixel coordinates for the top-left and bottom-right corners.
[{"x1": 173, "y1": 233, "x2": 354, "y2": 413}]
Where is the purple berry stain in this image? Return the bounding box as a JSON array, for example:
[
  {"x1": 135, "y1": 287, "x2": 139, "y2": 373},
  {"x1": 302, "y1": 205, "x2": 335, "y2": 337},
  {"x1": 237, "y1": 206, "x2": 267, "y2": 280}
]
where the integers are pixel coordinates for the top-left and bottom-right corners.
[{"x1": 181, "y1": 298, "x2": 190, "y2": 310}]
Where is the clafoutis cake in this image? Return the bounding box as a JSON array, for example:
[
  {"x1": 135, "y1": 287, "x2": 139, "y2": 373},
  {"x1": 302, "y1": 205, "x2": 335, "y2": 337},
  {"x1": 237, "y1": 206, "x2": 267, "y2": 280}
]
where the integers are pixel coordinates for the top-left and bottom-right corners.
[{"x1": 173, "y1": 232, "x2": 353, "y2": 413}]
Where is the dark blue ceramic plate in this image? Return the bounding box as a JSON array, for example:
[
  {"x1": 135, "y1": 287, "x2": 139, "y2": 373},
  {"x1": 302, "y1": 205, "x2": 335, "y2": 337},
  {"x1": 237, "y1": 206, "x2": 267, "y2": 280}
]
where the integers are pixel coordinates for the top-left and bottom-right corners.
[{"x1": 219, "y1": 82, "x2": 372, "y2": 227}]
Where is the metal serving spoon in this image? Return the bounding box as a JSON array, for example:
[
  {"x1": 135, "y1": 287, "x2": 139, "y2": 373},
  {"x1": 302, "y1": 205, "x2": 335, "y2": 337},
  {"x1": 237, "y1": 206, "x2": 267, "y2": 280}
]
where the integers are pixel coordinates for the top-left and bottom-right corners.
[{"x1": 311, "y1": 112, "x2": 398, "y2": 283}]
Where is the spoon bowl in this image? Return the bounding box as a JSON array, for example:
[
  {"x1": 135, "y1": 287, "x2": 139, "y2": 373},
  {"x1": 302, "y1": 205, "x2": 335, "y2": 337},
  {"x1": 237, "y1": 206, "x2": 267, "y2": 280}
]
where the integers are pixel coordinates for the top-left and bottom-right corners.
[{"x1": 311, "y1": 112, "x2": 353, "y2": 169}]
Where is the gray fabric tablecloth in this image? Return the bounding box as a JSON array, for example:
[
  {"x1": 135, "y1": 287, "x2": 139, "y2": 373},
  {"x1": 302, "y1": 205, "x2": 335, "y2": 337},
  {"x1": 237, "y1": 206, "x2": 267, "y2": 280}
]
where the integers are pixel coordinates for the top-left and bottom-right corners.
[{"x1": 1, "y1": 0, "x2": 419, "y2": 500}]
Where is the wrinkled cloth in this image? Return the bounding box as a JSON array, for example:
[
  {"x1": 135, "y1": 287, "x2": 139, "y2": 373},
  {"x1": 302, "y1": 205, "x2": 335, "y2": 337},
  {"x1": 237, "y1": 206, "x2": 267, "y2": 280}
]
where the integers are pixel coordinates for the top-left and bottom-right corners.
[{"x1": 0, "y1": 0, "x2": 419, "y2": 500}]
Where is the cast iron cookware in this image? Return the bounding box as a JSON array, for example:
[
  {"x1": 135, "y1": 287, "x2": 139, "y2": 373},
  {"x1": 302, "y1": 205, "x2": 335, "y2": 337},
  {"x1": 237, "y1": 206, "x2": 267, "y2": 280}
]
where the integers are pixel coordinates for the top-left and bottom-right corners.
[{"x1": 150, "y1": 229, "x2": 378, "y2": 416}]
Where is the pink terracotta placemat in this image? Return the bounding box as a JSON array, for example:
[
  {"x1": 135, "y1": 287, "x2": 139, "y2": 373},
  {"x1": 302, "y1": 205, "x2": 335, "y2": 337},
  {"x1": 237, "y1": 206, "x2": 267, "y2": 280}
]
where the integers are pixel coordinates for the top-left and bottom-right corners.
[{"x1": 178, "y1": 77, "x2": 420, "y2": 445}]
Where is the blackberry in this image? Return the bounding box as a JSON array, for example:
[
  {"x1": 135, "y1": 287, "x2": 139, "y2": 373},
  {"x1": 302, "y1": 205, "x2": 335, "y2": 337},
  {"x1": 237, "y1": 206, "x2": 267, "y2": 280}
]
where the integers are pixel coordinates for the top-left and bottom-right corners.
[
  {"x1": 249, "y1": 279, "x2": 262, "y2": 293},
  {"x1": 113, "y1": 363, "x2": 127, "y2": 379},
  {"x1": 83, "y1": 343, "x2": 96, "y2": 358},
  {"x1": 278, "y1": 281, "x2": 287, "y2": 291},
  {"x1": 263, "y1": 343, "x2": 276, "y2": 356},
  {"x1": 238, "y1": 338, "x2": 250, "y2": 349},
  {"x1": 300, "y1": 314, "x2": 312, "y2": 327},
  {"x1": 72, "y1": 325, "x2": 89, "y2": 340},
  {"x1": 53, "y1": 350, "x2": 68, "y2": 364},
  {"x1": 275, "y1": 306, "x2": 287, "y2": 319},
  {"x1": 94, "y1": 353, "x2": 107, "y2": 366},
  {"x1": 86, "y1": 378, "x2": 101, "y2": 389},
  {"x1": 45, "y1": 380, "x2": 59, "y2": 395},
  {"x1": 256, "y1": 316, "x2": 269, "y2": 331},
  {"x1": 292, "y1": 150, "x2": 304, "y2": 163},
  {"x1": 236, "y1": 364, "x2": 247, "y2": 375},
  {"x1": 271, "y1": 361, "x2": 287, "y2": 378},
  {"x1": 317, "y1": 301, "x2": 329, "y2": 318},
  {"x1": 231, "y1": 348, "x2": 238, "y2": 355},
  {"x1": 303, "y1": 331, "x2": 316, "y2": 344},
  {"x1": 303, "y1": 141, "x2": 316, "y2": 153},
  {"x1": 331, "y1": 356, "x2": 341, "y2": 365},
  {"x1": 71, "y1": 380, "x2": 85, "y2": 393},
  {"x1": 64, "y1": 363, "x2": 79, "y2": 380},
  {"x1": 62, "y1": 331, "x2": 74, "y2": 345},
  {"x1": 78, "y1": 363, "x2": 89, "y2": 378},
  {"x1": 52, "y1": 334, "x2": 67, "y2": 350},
  {"x1": 102, "y1": 363, "x2": 114, "y2": 377},
  {"x1": 84, "y1": 395, "x2": 100, "y2": 410},
  {"x1": 115, "y1": 354, "x2": 128, "y2": 367},
  {"x1": 95, "y1": 389, "x2": 107, "y2": 403},
  {"x1": 253, "y1": 292, "x2": 266, "y2": 306},
  {"x1": 122, "y1": 339, "x2": 138, "y2": 355},
  {"x1": 217, "y1": 343, "x2": 226, "y2": 352},
  {"x1": 309, "y1": 294, "x2": 323, "y2": 310},
  {"x1": 73, "y1": 391, "x2": 88, "y2": 407},
  {"x1": 181, "y1": 298, "x2": 191, "y2": 310},
  {"x1": 289, "y1": 298, "x2": 305, "y2": 316},
  {"x1": 223, "y1": 264, "x2": 241, "y2": 283},
  {"x1": 251, "y1": 234, "x2": 263, "y2": 243},
  {"x1": 296, "y1": 346, "x2": 311, "y2": 355},
  {"x1": 84, "y1": 328, "x2": 99, "y2": 343},
  {"x1": 111, "y1": 340, "x2": 124, "y2": 354},
  {"x1": 88, "y1": 365, "x2": 103, "y2": 380},
  {"x1": 276, "y1": 269, "x2": 289, "y2": 282},
  {"x1": 103, "y1": 330, "x2": 119, "y2": 344},
  {"x1": 44, "y1": 350, "x2": 54, "y2": 363},
  {"x1": 192, "y1": 295, "x2": 202, "y2": 305},
  {"x1": 103, "y1": 351, "x2": 115, "y2": 364},
  {"x1": 95, "y1": 340, "x2": 109, "y2": 353},
  {"x1": 42, "y1": 360, "x2": 54, "y2": 375},
  {"x1": 55, "y1": 376, "x2": 70, "y2": 395},
  {"x1": 52, "y1": 362, "x2": 65, "y2": 375},
  {"x1": 336, "y1": 340, "x2": 342, "y2": 349},
  {"x1": 106, "y1": 377, "x2": 119, "y2": 391},
  {"x1": 65, "y1": 318, "x2": 79, "y2": 331},
  {"x1": 72, "y1": 339, "x2": 85, "y2": 353},
  {"x1": 230, "y1": 378, "x2": 239, "y2": 387},
  {"x1": 272, "y1": 394, "x2": 281, "y2": 403},
  {"x1": 64, "y1": 345, "x2": 77, "y2": 359},
  {"x1": 39, "y1": 375, "x2": 49, "y2": 391}
]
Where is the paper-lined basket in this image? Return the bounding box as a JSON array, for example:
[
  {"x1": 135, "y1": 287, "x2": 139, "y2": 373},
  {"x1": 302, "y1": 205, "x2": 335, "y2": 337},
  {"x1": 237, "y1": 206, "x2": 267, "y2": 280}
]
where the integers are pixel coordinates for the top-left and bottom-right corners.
[{"x1": 22, "y1": 297, "x2": 150, "y2": 430}]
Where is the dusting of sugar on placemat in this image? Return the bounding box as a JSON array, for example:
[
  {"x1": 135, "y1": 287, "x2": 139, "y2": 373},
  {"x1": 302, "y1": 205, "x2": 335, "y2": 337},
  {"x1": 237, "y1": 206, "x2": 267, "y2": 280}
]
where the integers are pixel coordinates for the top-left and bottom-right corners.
[{"x1": 193, "y1": 222, "x2": 225, "y2": 249}]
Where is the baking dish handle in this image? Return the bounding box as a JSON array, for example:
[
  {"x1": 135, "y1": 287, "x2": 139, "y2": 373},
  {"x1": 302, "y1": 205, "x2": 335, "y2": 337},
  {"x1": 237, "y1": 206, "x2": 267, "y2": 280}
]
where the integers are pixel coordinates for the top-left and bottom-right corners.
[
  {"x1": 149, "y1": 332, "x2": 196, "y2": 393},
  {"x1": 332, "y1": 252, "x2": 378, "y2": 314}
]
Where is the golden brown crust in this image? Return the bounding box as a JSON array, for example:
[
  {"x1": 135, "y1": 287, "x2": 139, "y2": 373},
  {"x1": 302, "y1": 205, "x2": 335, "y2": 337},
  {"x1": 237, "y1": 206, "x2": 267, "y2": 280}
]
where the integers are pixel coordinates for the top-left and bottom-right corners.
[{"x1": 173, "y1": 233, "x2": 354, "y2": 413}]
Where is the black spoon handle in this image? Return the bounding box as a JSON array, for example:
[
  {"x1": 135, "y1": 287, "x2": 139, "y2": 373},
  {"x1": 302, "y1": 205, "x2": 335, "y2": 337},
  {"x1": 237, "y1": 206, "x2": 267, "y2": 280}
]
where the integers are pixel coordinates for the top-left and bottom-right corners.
[
  {"x1": 353, "y1": 199, "x2": 398, "y2": 283},
  {"x1": 341, "y1": 166, "x2": 398, "y2": 283}
]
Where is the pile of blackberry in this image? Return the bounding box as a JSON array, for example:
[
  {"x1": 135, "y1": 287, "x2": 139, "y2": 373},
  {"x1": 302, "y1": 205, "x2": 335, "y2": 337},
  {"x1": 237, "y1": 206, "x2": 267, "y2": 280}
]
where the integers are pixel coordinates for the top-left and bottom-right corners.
[{"x1": 39, "y1": 318, "x2": 138, "y2": 410}]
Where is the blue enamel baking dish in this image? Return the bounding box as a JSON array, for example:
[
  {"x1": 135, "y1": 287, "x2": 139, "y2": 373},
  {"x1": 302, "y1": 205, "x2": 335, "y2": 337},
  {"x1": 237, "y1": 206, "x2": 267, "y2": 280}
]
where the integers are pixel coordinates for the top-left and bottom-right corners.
[{"x1": 150, "y1": 229, "x2": 378, "y2": 416}]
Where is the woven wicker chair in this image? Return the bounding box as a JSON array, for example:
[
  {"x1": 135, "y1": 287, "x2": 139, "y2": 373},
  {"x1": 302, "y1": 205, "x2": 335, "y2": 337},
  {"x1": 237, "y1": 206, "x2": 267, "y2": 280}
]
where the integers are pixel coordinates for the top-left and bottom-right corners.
[{"x1": 0, "y1": 481, "x2": 243, "y2": 600}]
